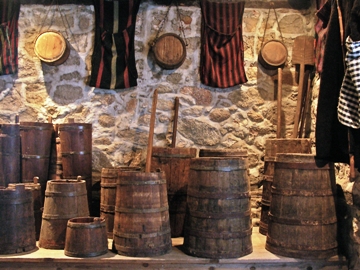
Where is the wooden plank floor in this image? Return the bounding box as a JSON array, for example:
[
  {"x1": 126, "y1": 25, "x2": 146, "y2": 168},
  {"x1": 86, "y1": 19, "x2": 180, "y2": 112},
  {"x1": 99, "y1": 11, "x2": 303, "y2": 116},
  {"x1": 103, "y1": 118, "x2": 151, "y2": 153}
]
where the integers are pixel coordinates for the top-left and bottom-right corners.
[{"x1": 0, "y1": 228, "x2": 348, "y2": 270}]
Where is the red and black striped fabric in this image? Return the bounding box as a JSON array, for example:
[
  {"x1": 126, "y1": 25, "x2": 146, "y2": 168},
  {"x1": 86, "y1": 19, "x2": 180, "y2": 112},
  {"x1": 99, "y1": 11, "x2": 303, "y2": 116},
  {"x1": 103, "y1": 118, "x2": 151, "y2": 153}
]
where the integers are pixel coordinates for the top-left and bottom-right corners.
[
  {"x1": 89, "y1": 0, "x2": 141, "y2": 90},
  {"x1": 0, "y1": 0, "x2": 20, "y2": 75},
  {"x1": 200, "y1": 0, "x2": 247, "y2": 88}
]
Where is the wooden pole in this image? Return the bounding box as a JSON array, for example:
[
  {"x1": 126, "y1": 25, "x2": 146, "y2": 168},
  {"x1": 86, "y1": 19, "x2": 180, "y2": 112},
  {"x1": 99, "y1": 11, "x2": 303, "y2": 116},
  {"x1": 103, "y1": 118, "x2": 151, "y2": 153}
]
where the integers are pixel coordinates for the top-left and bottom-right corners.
[
  {"x1": 171, "y1": 97, "x2": 179, "y2": 148},
  {"x1": 145, "y1": 89, "x2": 158, "y2": 173},
  {"x1": 276, "y1": 68, "x2": 282, "y2": 138}
]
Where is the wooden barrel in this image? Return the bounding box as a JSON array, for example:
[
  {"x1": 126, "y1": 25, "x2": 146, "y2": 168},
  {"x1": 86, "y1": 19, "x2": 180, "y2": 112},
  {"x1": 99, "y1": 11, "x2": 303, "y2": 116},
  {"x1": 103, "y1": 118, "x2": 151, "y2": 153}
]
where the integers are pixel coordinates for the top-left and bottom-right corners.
[
  {"x1": 113, "y1": 171, "x2": 172, "y2": 257},
  {"x1": 183, "y1": 157, "x2": 252, "y2": 259},
  {"x1": 34, "y1": 31, "x2": 70, "y2": 66},
  {"x1": 39, "y1": 178, "x2": 90, "y2": 249},
  {"x1": 152, "y1": 33, "x2": 186, "y2": 69},
  {"x1": 58, "y1": 123, "x2": 92, "y2": 207},
  {"x1": 100, "y1": 166, "x2": 141, "y2": 239},
  {"x1": 9, "y1": 177, "x2": 42, "y2": 241},
  {"x1": 265, "y1": 153, "x2": 338, "y2": 259},
  {"x1": 199, "y1": 148, "x2": 247, "y2": 158},
  {"x1": 20, "y1": 122, "x2": 53, "y2": 203},
  {"x1": 150, "y1": 147, "x2": 197, "y2": 237},
  {"x1": 0, "y1": 124, "x2": 21, "y2": 186},
  {"x1": 258, "y1": 40, "x2": 288, "y2": 71},
  {"x1": 259, "y1": 138, "x2": 312, "y2": 236},
  {"x1": 0, "y1": 184, "x2": 36, "y2": 254},
  {"x1": 64, "y1": 217, "x2": 108, "y2": 257}
]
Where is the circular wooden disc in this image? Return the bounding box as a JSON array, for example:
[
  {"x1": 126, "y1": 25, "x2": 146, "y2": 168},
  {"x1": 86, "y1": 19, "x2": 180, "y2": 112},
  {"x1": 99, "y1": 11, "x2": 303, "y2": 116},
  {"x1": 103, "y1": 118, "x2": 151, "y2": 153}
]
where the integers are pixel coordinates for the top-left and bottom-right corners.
[
  {"x1": 153, "y1": 33, "x2": 186, "y2": 69},
  {"x1": 259, "y1": 40, "x2": 287, "y2": 69},
  {"x1": 34, "y1": 31, "x2": 70, "y2": 66}
]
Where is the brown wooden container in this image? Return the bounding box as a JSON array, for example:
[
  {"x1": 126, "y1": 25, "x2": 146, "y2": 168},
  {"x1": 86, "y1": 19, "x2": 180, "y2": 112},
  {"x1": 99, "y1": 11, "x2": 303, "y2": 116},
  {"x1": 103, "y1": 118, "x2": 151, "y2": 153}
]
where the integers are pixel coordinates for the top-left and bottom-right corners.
[
  {"x1": 152, "y1": 33, "x2": 186, "y2": 69},
  {"x1": 39, "y1": 178, "x2": 90, "y2": 249},
  {"x1": 48, "y1": 125, "x2": 62, "y2": 180},
  {"x1": 150, "y1": 147, "x2": 197, "y2": 237},
  {"x1": 100, "y1": 166, "x2": 141, "y2": 239},
  {"x1": 183, "y1": 157, "x2": 252, "y2": 259},
  {"x1": 0, "y1": 124, "x2": 21, "y2": 186},
  {"x1": 20, "y1": 122, "x2": 53, "y2": 202},
  {"x1": 9, "y1": 178, "x2": 42, "y2": 241},
  {"x1": 58, "y1": 123, "x2": 92, "y2": 206},
  {"x1": 259, "y1": 138, "x2": 312, "y2": 235},
  {"x1": 199, "y1": 148, "x2": 247, "y2": 157},
  {"x1": 64, "y1": 217, "x2": 108, "y2": 257},
  {"x1": 265, "y1": 153, "x2": 338, "y2": 259},
  {"x1": 0, "y1": 184, "x2": 36, "y2": 254},
  {"x1": 34, "y1": 31, "x2": 70, "y2": 66},
  {"x1": 113, "y1": 171, "x2": 172, "y2": 257}
]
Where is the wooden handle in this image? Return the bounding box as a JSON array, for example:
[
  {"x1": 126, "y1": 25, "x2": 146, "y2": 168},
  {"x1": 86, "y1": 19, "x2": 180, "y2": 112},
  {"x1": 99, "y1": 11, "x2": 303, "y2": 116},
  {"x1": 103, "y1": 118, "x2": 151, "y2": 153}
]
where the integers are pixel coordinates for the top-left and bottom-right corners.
[
  {"x1": 299, "y1": 72, "x2": 311, "y2": 138},
  {"x1": 350, "y1": 154, "x2": 356, "y2": 182},
  {"x1": 292, "y1": 63, "x2": 305, "y2": 138},
  {"x1": 145, "y1": 89, "x2": 158, "y2": 173},
  {"x1": 171, "y1": 97, "x2": 180, "y2": 148},
  {"x1": 276, "y1": 68, "x2": 282, "y2": 138}
]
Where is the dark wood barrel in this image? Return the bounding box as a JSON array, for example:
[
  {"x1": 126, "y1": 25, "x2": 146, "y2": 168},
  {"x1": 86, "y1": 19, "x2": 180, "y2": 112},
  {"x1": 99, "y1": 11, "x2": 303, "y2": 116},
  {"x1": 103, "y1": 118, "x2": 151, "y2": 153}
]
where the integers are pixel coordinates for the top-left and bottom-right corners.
[
  {"x1": 19, "y1": 122, "x2": 53, "y2": 202},
  {"x1": 150, "y1": 147, "x2": 197, "y2": 237},
  {"x1": 152, "y1": 33, "x2": 186, "y2": 69},
  {"x1": 64, "y1": 217, "x2": 108, "y2": 257},
  {"x1": 183, "y1": 157, "x2": 252, "y2": 259},
  {"x1": 265, "y1": 153, "x2": 338, "y2": 259},
  {"x1": 113, "y1": 171, "x2": 172, "y2": 257},
  {"x1": 0, "y1": 184, "x2": 36, "y2": 254},
  {"x1": 199, "y1": 148, "x2": 247, "y2": 157},
  {"x1": 39, "y1": 178, "x2": 90, "y2": 249},
  {"x1": 0, "y1": 124, "x2": 21, "y2": 186},
  {"x1": 58, "y1": 123, "x2": 92, "y2": 207},
  {"x1": 9, "y1": 177, "x2": 42, "y2": 241},
  {"x1": 260, "y1": 138, "x2": 312, "y2": 235},
  {"x1": 100, "y1": 166, "x2": 141, "y2": 239}
]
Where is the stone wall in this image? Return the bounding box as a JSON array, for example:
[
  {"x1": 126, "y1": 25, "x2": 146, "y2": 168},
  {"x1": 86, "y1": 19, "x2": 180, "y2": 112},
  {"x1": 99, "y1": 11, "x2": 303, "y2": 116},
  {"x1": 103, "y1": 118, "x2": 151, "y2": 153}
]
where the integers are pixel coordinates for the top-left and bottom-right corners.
[{"x1": 1, "y1": 1, "x2": 348, "y2": 223}]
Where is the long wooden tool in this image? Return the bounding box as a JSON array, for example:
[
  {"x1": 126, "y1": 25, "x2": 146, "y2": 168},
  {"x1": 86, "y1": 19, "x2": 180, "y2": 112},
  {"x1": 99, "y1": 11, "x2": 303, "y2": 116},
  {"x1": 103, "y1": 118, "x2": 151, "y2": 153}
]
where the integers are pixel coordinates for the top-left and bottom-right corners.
[
  {"x1": 291, "y1": 35, "x2": 315, "y2": 138},
  {"x1": 276, "y1": 67, "x2": 282, "y2": 138},
  {"x1": 171, "y1": 97, "x2": 180, "y2": 148},
  {"x1": 145, "y1": 89, "x2": 158, "y2": 173}
]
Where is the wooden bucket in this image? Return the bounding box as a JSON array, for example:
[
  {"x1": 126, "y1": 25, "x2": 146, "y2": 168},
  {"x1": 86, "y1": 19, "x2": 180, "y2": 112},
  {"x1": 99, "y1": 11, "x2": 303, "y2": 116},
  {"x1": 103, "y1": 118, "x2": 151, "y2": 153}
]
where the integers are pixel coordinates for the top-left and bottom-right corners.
[
  {"x1": 39, "y1": 178, "x2": 90, "y2": 249},
  {"x1": 150, "y1": 147, "x2": 197, "y2": 237},
  {"x1": 0, "y1": 184, "x2": 36, "y2": 254},
  {"x1": 183, "y1": 157, "x2": 252, "y2": 259},
  {"x1": 20, "y1": 122, "x2": 53, "y2": 202},
  {"x1": 259, "y1": 138, "x2": 312, "y2": 236},
  {"x1": 0, "y1": 124, "x2": 21, "y2": 186},
  {"x1": 265, "y1": 153, "x2": 338, "y2": 259},
  {"x1": 100, "y1": 166, "x2": 141, "y2": 239},
  {"x1": 9, "y1": 178, "x2": 42, "y2": 241},
  {"x1": 34, "y1": 31, "x2": 70, "y2": 66},
  {"x1": 152, "y1": 33, "x2": 186, "y2": 69},
  {"x1": 64, "y1": 217, "x2": 108, "y2": 257},
  {"x1": 113, "y1": 171, "x2": 172, "y2": 257},
  {"x1": 58, "y1": 123, "x2": 92, "y2": 206},
  {"x1": 199, "y1": 148, "x2": 247, "y2": 157}
]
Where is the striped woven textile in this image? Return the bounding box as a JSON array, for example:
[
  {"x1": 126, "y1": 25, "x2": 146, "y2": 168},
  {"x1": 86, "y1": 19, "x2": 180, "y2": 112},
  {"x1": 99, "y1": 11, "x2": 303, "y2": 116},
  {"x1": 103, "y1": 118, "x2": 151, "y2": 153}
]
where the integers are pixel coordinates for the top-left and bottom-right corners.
[
  {"x1": 0, "y1": 0, "x2": 20, "y2": 75},
  {"x1": 338, "y1": 36, "x2": 360, "y2": 128},
  {"x1": 89, "y1": 0, "x2": 141, "y2": 90},
  {"x1": 200, "y1": 0, "x2": 247, "y2": 88}
]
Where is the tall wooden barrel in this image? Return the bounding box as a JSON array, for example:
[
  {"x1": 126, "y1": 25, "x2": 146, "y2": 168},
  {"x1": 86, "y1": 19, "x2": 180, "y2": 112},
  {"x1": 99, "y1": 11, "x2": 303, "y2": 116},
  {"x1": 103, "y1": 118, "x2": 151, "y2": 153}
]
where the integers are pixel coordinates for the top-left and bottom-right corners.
[
  {"x1": 265, "y1": 153, "x2": 338, "y2": 259},
  {"x1": 64, "y1": 217, "x2": 108, "y2": 257},
  {"x1": 260, "y1": 138, "x2": 312, "y2": 235},
  {"x1": 0, "y1": 184, "x2": 36, "y2": 254},
  {"x1": 100, "y1": 166, "x2": 141, "y2": 239},
  {"x1": 58, "y1": 123, "x2": 92, "y2": 207},
  {"x1": 0, "y1": 124, "x2": 21, "y2": 186},
  {"x1": 150, "y1": 147, "x2": 197, "y2": 237},
  {"x1": 183, "y1": 157, "x2": 252, "y2": 259},
  {"x1": 39, "y1": 178, "x2": 90, "y2": 249},
  {"x1": 113, "y1": 171, "x2": 172, "y2": 257},
  {"x1": 9, "y1": 177, "x2": 42, "y2": 241},
  {"x1": 19, "y1": 122, "x2": 53, "y2": 202}
]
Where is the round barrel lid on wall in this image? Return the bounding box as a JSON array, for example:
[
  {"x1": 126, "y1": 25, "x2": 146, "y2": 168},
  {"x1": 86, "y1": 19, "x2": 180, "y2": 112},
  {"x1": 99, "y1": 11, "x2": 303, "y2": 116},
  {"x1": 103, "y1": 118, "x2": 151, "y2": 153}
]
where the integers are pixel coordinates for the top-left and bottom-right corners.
[
  {"x1": 34, "y1": 31, "x2": 70, "y2": 66},
  {"x1": 152, "y1": 33, "x2": 186, "y2": 70}
]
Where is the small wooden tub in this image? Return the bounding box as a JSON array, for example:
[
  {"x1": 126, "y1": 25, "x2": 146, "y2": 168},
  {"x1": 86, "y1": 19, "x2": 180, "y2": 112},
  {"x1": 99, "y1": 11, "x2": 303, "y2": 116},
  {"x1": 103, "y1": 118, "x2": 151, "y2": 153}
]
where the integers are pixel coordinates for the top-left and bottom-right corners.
[{"x1": 65, "y1": 217, "x2": 108, "y2": 257}]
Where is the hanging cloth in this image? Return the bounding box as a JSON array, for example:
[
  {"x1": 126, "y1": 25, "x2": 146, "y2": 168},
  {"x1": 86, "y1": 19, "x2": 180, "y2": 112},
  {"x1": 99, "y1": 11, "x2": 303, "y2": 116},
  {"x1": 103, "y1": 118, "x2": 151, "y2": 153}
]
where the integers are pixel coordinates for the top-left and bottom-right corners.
[
  {"x1": 89, "y1": 0, "x2": 141, "y2": 90},
  {"x1": 0, "y1": 0, "x2": 20, "y2": 75},
  {"x1": 315, "y1": 0, "x2": 331, "y2": 74},
  {"x1": 199, "y1": 0, "x2": 247, "y2": 88}
]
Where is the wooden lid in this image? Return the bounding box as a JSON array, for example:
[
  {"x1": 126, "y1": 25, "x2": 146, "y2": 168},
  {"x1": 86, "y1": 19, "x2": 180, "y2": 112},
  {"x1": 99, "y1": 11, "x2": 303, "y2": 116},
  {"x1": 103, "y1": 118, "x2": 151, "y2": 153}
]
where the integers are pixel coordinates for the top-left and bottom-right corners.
[
  {"x1": 34, "y1": 31, "x2": 70, "y2": 66},
  {"x1": 153, "y1": 33, "x2": 186, "y2": 70}
]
